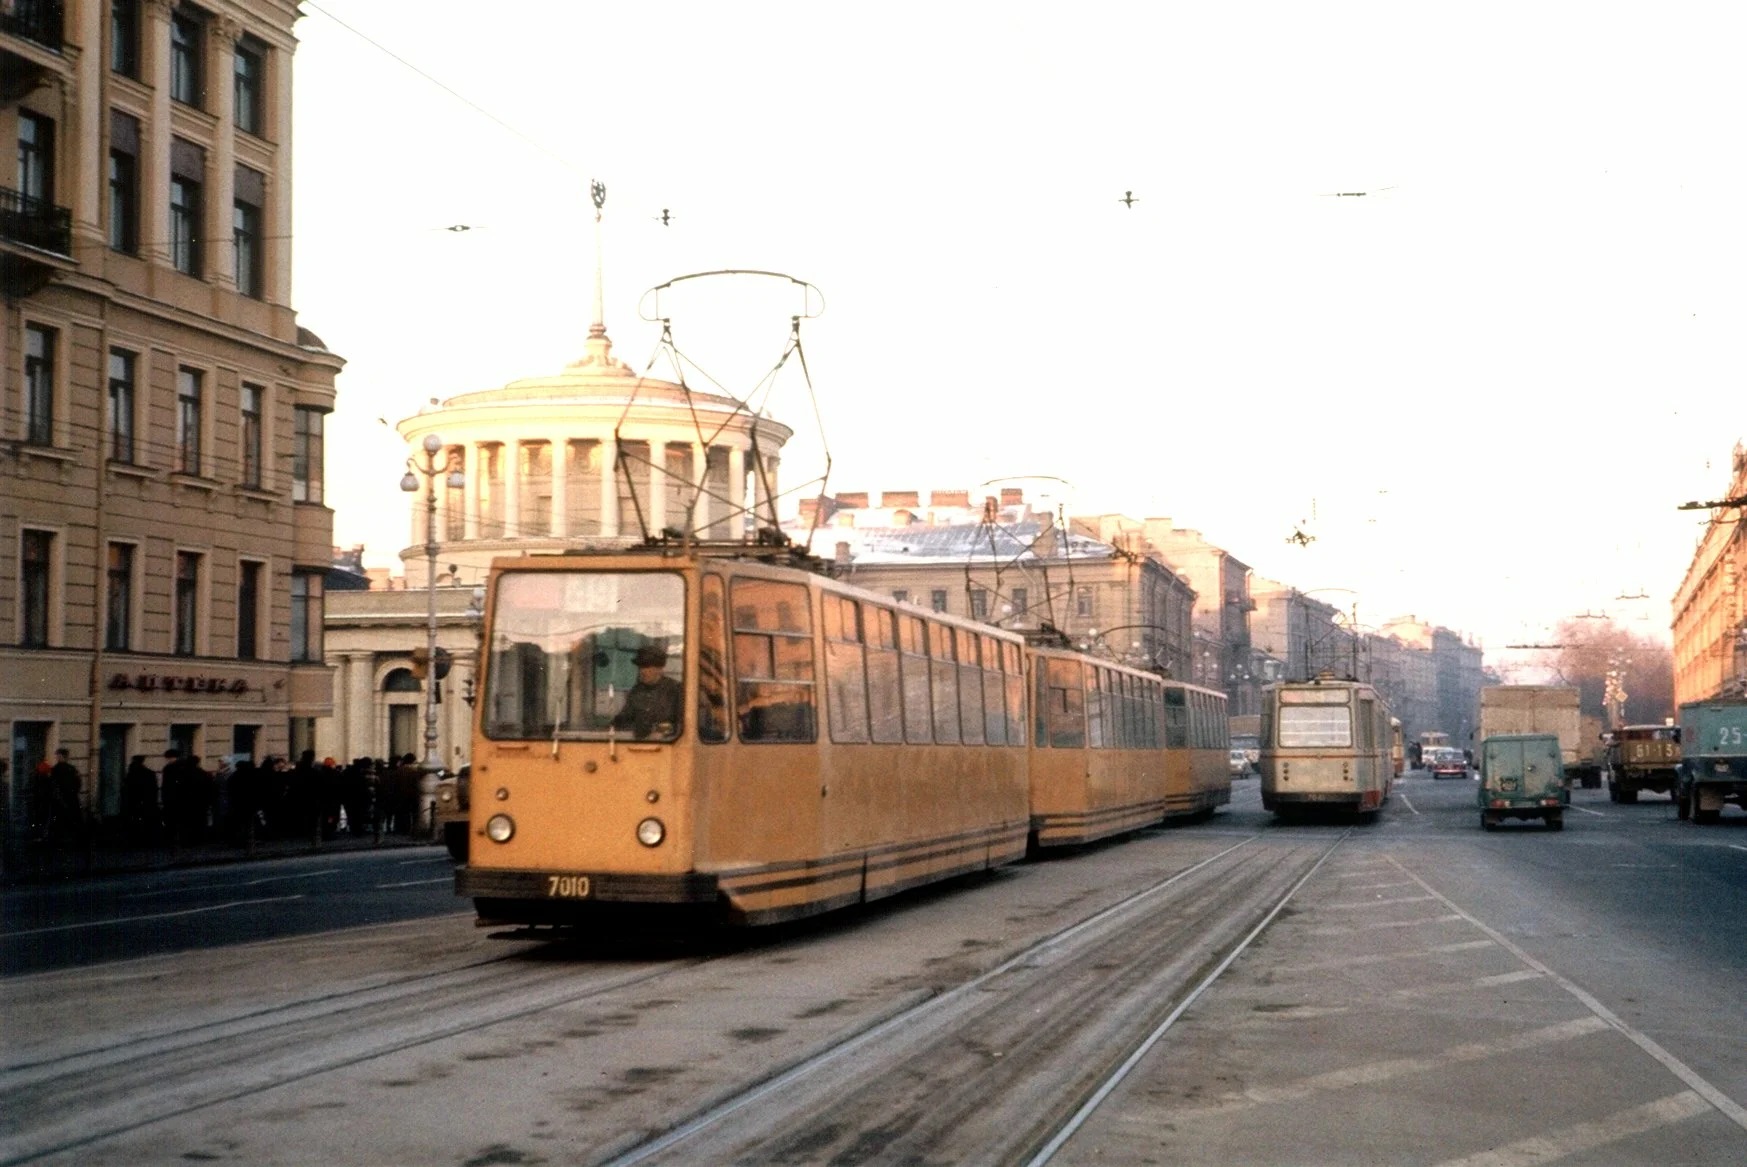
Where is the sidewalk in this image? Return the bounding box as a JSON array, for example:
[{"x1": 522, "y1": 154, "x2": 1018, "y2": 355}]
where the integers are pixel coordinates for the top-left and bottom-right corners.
[{"x1": 0, "y1": 828, "x2": 444, "y2": 887}]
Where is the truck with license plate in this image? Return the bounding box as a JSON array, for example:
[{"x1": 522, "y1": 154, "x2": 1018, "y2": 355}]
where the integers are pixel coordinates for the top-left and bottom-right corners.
[
  {"x1": 1479, "y1": 733, "x2": 1567, "y2": 830},
  {"x1": 1676, "y1": 699, "x2": 1747, "y2": 824},
  {"x1": 1604, "y1": 724, "x2": 1681, "y2": 803}
]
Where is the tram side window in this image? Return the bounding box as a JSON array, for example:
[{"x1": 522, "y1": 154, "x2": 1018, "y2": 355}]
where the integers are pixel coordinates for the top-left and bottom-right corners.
[
  {"x1": 1358, "y1": 698, "x2": 1375, "y2": 750},
  {"x1": 980, "y1": 635, "x2": 1007, "y2": 746},
  {"x1": 732, "y1": 580, "x2": 816, "y2": 742},
  {"x1": 1046, "y1": 657, "x2": 1086, "y2": 748},
  {"x1": 899, "y1": 614, "x2": 933, "y2": 744},
  {"x1": 1004, "y1": 643, "x2": 1026, "y2": 746},
  {"x1": 698, "y1": 575, "x2": 729, "y2": 743},
  {"x1": 1087, "y1": 668, "x2": 1107, "y2": 749},
  {"x1": 824, "y1": 594, "x2": 871, "y2": 744},
  {"x1": 957, "y1": 629, "x2": 985, "y2": 746},
  {"x1": 931, "y1": 621, "x2": 961, "y2": 743},
  {"x1": 865, "y1": 605, "x2": 904, "y2": 744},
  {"x1": 1163, "y1": 687, "x2": 1188, "y2": 748}
]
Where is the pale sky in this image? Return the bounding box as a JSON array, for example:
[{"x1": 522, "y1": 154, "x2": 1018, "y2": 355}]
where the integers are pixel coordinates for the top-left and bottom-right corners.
[{"x1": 291, "y1": 1, "x2": 1744, "y2": 661}]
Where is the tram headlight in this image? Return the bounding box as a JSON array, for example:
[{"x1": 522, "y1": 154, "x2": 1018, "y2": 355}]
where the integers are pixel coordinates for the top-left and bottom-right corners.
[
  {"x1": 485, "y1": 814, "x2": 515, "y2": 844},
  {"x1": 636, "y1": 817, "x2": 666, "y2": 847}
]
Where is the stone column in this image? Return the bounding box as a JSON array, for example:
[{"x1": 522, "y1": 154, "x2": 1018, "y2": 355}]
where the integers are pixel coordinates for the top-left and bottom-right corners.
[
  {"x1": 71, "y1": 0, "x2": 104, "y2": 244},
  {"x1": 649, "y1": 438, "x2": 667, "y2": 535},
  {"x1": 206, "y1": 16, "x2": 239, "y2": 291},
  {"x1": 345, "y1": 652, "x2": 375, "y2": 761},
  {"x1": 463, "y1": 441, "x2": 480, "y2": 540},
  {"x1": 728, "y1": 446, "x2": 745, "y2": 537},
  {"x1": 502, "y1": 439, "x2": 521, "y2": 538},
  {"x1": 601, "y1": 434, "x2": 619, "y2": 537},
  {"x1": 550, "y1": 437, "x2": 569, "y2": 538},
  {"x1": 693, "y1": 442, "x2": 710, "y2": 536},
  {"x1": 142, "y1": 0, "x2": 174, "y2": 267},
  {"x1": 269, "y1": 26, "x2": 293, "y2": 305}
]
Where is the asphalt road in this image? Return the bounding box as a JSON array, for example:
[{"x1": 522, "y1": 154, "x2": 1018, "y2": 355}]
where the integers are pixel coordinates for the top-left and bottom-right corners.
[
  {"x1": 0, "y1": 847, "x2": 467, "y2": 977},
  {"x1": 3, "y1": 771, "x2": 1743, "y2": 1165}
]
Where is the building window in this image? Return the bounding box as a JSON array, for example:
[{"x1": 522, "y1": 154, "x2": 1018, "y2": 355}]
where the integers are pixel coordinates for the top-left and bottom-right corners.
[
  {"x1": 930, "y1": 589, "x2": 948, "y2": 613},
  {"x1": 290, "y1": 570, "x2": 322, "y2": 663},
  {"x1": 237, "y1": 560, "x2": 261, "y2": 659},
  {"x1": 234, "y1": 36, "x2": 265, "y2": 136},
  {"x1": 1076, "y1": 587, "x2": 1095, "y2": 618},
  {"x1": 169, "y1": 174, "x2": 201, "y2": 275},
  {"x1": 107, "y1": 146, "x2": 137, "y2": 253},
  {"x1": 21, "y1": 530, "x2": 54, "y2": 648},
  {"x1": 106, "y1": 543, "x2": 135, "y2": 651},
  {"x1": 170, "y1": 9, "x2": 203, "y2": 106},
  {"x1": 240, "y1": 383, "x2": 263, "y2": 487},
  {"x1": 233, "y1": 196, "x2": 261, "y2": 298},
  {"x1": 25, "y1": 324, "x2": 55, "y2": 446},
  {"x1": 108, "y1": 349, "x2": 135, "y2": 462},
  {"x1": 970, "y1": 588, "x2": 989, "y2": 620},
  {"x1": 176, "y1": 368, "x2": 203, "y2": 474},
  {"x1": 292, "y1": 407, "x2": 323, "y2": 503},
  {"x1": 892, "y1": 589, "x2": 910, "y2": 604},
  {"x1": 174, "y1": 551, "x2": 202, "y2": 655},
  {"x1": 111, "y1": 0, "x2": 140, "y2": 76},
  {"x1": 1012, "y1": 587, "x2": 1028, "y2": 615},
  {"x1": 18, "y1": 111, "x2": 54, "y2": 206}
]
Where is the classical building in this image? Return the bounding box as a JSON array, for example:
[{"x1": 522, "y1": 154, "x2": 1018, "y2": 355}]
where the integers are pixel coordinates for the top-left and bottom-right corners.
[
  {"x1": 1672, "y1": 442, "x2": 1747, "y2": 704},
  {"x1": 3, "y1": 1, "x2": 343, "y2": 825},
  {"x1": 1380, "y1": 616, "x2": 1484, "y2": 747},
  {"x1": 315, "y1": 266, "x2": 792, "y2": 768},
  {"x1": 780, "y1": 492, "x2": 1198, "y2": 681},
  {"x1": 1250, "y1": 577, "x2": 1345, "y2": 684}
]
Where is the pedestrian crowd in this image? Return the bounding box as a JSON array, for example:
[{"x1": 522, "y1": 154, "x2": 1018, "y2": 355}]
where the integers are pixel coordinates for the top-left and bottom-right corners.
[{"x1": 6, "y1": 750, "x2": 437, "y2": 857}]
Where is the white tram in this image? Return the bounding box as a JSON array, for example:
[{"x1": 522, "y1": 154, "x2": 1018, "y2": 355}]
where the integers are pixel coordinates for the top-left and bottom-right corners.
[{"x1": 1259, "y1": 675, "x2": 1394, "y2": 817}]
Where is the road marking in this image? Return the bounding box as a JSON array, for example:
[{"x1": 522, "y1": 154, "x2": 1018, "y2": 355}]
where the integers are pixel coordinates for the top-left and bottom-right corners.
[
  {"x1": 1279, "y1": 938, "x2": 1493, "y2": 974},
  {"x1": 1170, "y1": 1017, "x2": 1610, "y2": 1120},
  {"x1": 2, "y1": 895, "x2": 304, "y2": 937},
  {"x1": 121, "y1": 870, "x2": 341, "y2": 898},
  {"x1": 1429, "y1": 1091, "x2": 1711, "y2": 1167},
  {"x1": 398, "y1": 855, "x2": 455, "y2": 866},
  {"x1": 1323, "y1": 895, "x2": 1436, "y2": 910},
  {"x1": 1389, "y1": 857, "x2": 1747, "y2": 1134},
  {"x1": 375, "y1": 877, "x2": 454, "y2": 888},
  {"x1": 1306, "y1": 913, "x2": 1466, "y2": 935},
  {"x1": 1345, "y1": 881, "x2": 1412, "y2": 891},
  {"x1": 1388, "y1": 969, "x2": 1542, "y2": 1001},
  {"x1": 1396, "y1": 791, "x2": 1421, "y2": 815},
  {"x1": 1569, "y1": 805, "x2": 1607, "y2": 816},
  {"x1": 1729, "y1": 845, "x2": 1747, "y2": 853}
]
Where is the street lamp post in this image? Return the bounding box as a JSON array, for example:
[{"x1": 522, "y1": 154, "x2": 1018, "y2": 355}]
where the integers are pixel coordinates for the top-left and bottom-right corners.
[{"x1": 401, "y1": 434, "x2": 464, "y2": 831}]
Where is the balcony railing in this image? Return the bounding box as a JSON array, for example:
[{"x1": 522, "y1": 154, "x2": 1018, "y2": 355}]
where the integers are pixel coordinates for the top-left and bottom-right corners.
[
  {"x1": 0, "y1": 185, "x2": 72, "y2": 257},
  {"x1": 0, "y1": 0, "x2": 64, "y2": 51}
]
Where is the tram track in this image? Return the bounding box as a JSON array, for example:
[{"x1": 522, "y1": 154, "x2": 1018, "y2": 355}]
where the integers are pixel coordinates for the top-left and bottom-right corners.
[
  {"x1": 599, "y1": 830, "x2": 1348, "y2": 1166},
  {"x1": 0, "y1": 946, "x2": 707, "y2": 1166}
]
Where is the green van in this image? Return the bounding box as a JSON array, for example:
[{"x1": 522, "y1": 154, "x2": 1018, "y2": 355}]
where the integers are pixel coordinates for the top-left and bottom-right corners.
[{"x1": 1479, "y1": 733, "x2": 1568, "y2": 831}]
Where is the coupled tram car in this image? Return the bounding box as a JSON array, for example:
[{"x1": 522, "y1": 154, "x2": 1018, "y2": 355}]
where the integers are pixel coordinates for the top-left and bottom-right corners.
[
  {"x1": 1258, "y1": 674, "x2": 1395, "y2": 818},
  {"x1": 455, "y1": 543, "x2": 1231, "y2": 928}
]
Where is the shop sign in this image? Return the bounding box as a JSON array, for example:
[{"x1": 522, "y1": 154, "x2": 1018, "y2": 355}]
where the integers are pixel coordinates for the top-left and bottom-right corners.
[{"x1": 109, "y1": 673, "x2": 251, "y2": 695}]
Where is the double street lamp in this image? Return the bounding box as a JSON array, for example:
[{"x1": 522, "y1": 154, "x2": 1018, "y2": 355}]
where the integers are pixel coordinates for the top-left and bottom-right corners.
[{"x1": 400, "y1": 434, "x2": 464, "y2": 793}]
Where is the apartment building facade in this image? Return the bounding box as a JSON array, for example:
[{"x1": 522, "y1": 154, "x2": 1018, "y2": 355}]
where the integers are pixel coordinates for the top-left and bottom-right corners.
[
  {"x1": 2, "y1": 0, "x2": 342, "y2": 827},
  {"x1": 1672, "y1": 441, "x2": 1747, "y2": 704}
]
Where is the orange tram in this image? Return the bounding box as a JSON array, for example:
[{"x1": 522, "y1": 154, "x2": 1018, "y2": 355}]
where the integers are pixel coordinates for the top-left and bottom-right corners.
[{"x1": 455, "y1": 545, "x2": 1230, "y2": 928}]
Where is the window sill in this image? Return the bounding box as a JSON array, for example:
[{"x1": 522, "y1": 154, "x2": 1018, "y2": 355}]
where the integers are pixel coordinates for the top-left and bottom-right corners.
[
  {"x1": 15, "y1": 442, "x2": 77, "y2": 465},
  {"x1": 169, "y1": 472, "x2": 218, "y2": 493},
  {"x1": 109, "y1": 460, "x2": 155, "y2": 481},
  {"x1": 236, "y1": 484, "x2": 279, "y2": 504}
]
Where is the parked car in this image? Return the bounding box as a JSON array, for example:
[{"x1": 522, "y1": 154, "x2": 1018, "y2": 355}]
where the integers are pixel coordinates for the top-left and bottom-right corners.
[
  {"x1": 1229, "y1": 747, "x2": 1254, "y2": 777},
  {"x1": 1428, "y1": 747, "x2": 1469, "y2": 779}
]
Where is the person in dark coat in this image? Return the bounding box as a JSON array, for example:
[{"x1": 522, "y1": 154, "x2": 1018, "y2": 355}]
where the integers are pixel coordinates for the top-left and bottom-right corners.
[
  {"x1": 48, "y1": 749, "x2": 85, "y2": 847},
  {"x1": 611, "y1": 645, "x2": 683, "y2": 739},
  {"x1": 121, "y1": 755, "x2": 159, "y2": 843}
]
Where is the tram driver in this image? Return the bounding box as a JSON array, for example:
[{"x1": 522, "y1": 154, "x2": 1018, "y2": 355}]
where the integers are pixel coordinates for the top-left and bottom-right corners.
[{"x1": 611, "y1": 644, "x2": 683, "y2": 739}]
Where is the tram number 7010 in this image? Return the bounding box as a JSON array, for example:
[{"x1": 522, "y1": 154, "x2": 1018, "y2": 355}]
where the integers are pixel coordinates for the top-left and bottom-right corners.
[{"x1": 546, "y1": 875, "x2": 593, "y2": 898}]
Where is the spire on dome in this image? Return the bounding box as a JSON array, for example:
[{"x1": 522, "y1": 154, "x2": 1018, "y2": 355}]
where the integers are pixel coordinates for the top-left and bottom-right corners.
[{"x1": 569, "y1": 179, "x2": 631, "y2": 373}]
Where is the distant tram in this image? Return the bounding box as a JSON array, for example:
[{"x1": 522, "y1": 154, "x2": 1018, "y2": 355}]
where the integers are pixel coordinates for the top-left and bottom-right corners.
[
  {"x1": 1259, "y1": 675, "x2": 1395, "y2": 817},
  {"x1": 456, "y1": 544, "x2": 1229, "y2": 928}
]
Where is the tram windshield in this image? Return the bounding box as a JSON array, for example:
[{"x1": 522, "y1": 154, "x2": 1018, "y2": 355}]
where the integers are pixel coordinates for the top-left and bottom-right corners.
[
  {"x1": 1277, "y1": 689, "x2": 1353, "y2": 748},
  {"x1": 483, "y1": 571, "x2": 686, "y2": 741}
]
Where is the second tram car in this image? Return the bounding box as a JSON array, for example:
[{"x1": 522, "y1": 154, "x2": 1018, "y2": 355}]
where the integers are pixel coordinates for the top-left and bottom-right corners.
[
  {"x1": 1259, "y1": 675, "x2": 1394, "y2": 817},
  {"x1": 457, "y1": 545, "x2": 1231, "y2": 928}
]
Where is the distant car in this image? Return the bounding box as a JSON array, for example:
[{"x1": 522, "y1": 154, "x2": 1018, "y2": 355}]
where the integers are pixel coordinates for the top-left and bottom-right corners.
[
  {"x1": 1229, "y1": 747, "x2": 1253, "y2": 777},
  {"x1": 1428, "y1": 748, "x2": 1469, "y2": 779}
]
